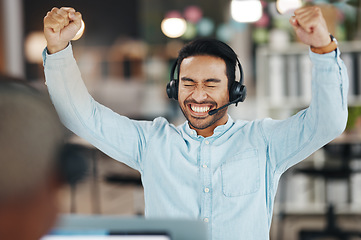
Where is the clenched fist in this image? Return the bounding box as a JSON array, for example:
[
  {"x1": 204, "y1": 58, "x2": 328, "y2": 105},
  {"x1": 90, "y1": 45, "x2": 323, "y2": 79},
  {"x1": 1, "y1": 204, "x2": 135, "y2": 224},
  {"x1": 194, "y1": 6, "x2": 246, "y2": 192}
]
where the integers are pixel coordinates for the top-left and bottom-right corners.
[
  {"x1": 290, "y1": 6, "x2": 331, "y2": 48},
  {"x1": 44, "y1": 7, "x2": 82, "y2": 54}
]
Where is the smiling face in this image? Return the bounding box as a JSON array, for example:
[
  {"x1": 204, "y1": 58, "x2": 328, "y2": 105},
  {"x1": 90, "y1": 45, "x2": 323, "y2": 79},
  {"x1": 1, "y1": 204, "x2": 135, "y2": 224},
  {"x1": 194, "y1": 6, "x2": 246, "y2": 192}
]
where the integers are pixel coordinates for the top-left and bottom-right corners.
[{"x1": 178, "y1": 55, "x2": 230, "y2": 137}]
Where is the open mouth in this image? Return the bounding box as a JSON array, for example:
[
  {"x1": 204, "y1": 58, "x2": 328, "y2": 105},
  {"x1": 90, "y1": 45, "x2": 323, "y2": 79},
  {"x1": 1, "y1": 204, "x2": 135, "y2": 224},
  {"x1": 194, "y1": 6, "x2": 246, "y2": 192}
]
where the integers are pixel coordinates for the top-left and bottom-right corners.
[{"x1": 188, "y1": 104, "x2": 214, "y2": 116}]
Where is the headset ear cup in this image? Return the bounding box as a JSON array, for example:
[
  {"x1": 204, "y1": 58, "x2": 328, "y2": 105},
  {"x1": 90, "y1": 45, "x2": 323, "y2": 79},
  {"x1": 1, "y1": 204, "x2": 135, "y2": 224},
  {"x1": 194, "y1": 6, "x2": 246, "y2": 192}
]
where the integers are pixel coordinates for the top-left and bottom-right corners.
[
  {"x1": 167, "y1": 60, "x2": 179, "y2": 100},
  {"x1": 229, "y1": 81, "x2": 246, "y2": 103},
  {"x1": 166, "y1": 80, "x2": 178, "y2": 100},
  {"x1": 166, "y1": 82, "x2": 172, "y2": 99},
  {"x1": 239, "y1": 85, "x2": 247, "y2": 102}
]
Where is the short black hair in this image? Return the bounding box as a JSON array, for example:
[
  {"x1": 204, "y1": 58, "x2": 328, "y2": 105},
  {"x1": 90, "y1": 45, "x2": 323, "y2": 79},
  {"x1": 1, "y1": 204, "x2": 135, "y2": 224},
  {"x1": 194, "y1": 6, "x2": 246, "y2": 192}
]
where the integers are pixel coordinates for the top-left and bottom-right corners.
[{"x1": 176, "y1": 38, "x2": 238, "y2": 90}]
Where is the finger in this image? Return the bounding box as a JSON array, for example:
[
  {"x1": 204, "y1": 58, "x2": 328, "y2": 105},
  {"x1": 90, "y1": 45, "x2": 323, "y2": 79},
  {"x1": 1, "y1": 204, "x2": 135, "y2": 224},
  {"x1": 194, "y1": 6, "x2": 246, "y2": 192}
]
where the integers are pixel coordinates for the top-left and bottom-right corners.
[
  {"x1": 50, "y1": 7, "x2": 67, "y2": 19},
  {"x1": 44, "y1": 14, "x2": 62, "y2": 33},
  {"x1": 289, "y1": 16, "x2": 298, "y2": 27},
  {"x1": 61, "y1": 7, "x2": 77, "y2": 24},
  {"x1": 50, "y1": 7, "x2": 59, "y2": 13},
  {"x1": 294, "y1": 9, "x2": 323, "y2": 33},
  {"x1": 289, "y1": 16, "x2": 303, "y2": 36},
  {"x1": 56, "y1": 8, "x2": 72, "y2": 25},
  {"x1": 44, "y1": 9, "x2": 66, "y2": 31},
  {"x1": 295, "y1": 15, "x2": 316, "y2": 33},
  {"x1": 289, "y1": 19, "x2": 299, "y2": 35},
  {"x1": 294, "y1": 6, "x2": 321, "y2": 26},
  {"x1": 57, "y1": 8, "x2": 70, "y2": 18},
  {"x1": 51, "y1": 13, "x2": 70, "y2": 29},
  {"x1": 60, "y1": 7, "x2": 76, "y2": 13},
  {"x1": 295, "y1": 6, "x2": 322, "y2": 21},
  {"x1": 69, "y1": 12, "x2": 82, "y2": 29},
  {"x1": 298, "y1": 13, "x2": 325, "y2": 34},
  {"x1": 294, "y1": 6, "x2": 317, "y2": 16},
  {"x1": 72, "y1": 12, "x2": 82, "y2": 22},
  {"x1": 294, "y1": 7, "x2": 309, "y2": 16}
]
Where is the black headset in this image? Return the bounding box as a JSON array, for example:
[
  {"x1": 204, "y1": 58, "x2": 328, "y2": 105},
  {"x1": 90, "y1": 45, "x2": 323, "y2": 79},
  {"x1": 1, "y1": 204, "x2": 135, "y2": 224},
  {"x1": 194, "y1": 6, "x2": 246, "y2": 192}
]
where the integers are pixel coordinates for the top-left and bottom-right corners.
[{"x1": 166, "y1": 57, "x2": 247, "y2": 105}]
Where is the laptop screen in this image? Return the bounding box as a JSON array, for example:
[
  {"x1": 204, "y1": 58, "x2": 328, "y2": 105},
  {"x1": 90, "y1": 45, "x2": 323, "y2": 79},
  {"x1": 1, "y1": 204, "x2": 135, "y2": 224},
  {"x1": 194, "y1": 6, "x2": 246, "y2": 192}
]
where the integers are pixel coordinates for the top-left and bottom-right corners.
[
  {"x1": 42, "y1": 237, "x2": 170, "y2": 240},
  {"x1": 43, "y1": 215, "x2": 207, "y2": 240},
  {"x1": 41, "y1": 230, "x2": 171, "y2": 240}
]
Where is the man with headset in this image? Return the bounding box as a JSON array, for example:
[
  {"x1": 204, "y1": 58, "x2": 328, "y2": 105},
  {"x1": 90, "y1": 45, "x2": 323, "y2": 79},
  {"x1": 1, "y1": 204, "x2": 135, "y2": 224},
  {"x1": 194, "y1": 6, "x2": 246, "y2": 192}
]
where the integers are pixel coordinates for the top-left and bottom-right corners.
[{"x1": 43, "y1": 6, "x2": 348, "y2": 240}]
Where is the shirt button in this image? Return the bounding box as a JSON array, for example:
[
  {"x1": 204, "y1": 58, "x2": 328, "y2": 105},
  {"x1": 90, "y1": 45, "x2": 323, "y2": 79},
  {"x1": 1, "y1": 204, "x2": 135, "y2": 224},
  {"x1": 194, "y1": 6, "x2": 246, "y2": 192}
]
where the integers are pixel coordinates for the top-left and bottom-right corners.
[
  {"x1": 202, "y1": 164, "x2": 207, "y2": 168},
  {"x1": 205, "y1": 140, "x2": 209, "y2": 145},
  {"x1": 203, "y1": 218, "x2": 209, "y2": 223},
  {"x1": 204, "y1": 187, "x2": 210, "y2": 193}
]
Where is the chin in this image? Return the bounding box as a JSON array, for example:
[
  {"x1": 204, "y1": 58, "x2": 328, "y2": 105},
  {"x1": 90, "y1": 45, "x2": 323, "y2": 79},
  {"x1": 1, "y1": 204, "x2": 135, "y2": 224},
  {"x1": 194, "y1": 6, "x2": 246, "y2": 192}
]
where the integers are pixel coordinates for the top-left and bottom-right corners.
[
  {"x1": 186, "y1": 108, "x2": 228, "y2": 130},
  {"x1": 189, "y1": 119, "x2": 212, "y2": 130}
]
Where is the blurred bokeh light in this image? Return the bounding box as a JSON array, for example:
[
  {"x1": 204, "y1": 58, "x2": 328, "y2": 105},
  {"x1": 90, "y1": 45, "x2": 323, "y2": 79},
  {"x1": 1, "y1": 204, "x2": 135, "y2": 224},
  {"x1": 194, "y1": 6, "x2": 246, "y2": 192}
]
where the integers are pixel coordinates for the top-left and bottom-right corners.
[
  {"x1": 231, "y1": 0, "x2": 263, "y2": 23},
  {"x1": 276, "y1": 0, "x2": 303, "y2": 15},
  {"x1": 161, "y1": 16, "x2": 187, "y2": 38},
  {"x1": 25, "y1": 31, "x2": 47, "y2": 64}
]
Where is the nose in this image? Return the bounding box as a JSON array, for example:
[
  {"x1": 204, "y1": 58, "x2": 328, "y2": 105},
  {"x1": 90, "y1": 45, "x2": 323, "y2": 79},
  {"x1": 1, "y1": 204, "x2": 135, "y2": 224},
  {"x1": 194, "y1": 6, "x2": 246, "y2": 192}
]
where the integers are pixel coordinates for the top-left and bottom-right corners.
[{"x1": 192, "y1": 85, "x2": 207, "y2": 102}]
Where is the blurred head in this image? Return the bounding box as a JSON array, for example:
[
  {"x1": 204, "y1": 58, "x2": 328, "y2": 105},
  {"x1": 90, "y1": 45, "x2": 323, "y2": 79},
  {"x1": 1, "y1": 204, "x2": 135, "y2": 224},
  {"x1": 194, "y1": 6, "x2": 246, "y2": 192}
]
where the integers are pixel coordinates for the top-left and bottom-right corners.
[
  {"x1": 175, "y1": 38, "x2": 238, "y2": 137},
  {"x1": 0, "y1": 75, "x2": 65, "y2": 240}
]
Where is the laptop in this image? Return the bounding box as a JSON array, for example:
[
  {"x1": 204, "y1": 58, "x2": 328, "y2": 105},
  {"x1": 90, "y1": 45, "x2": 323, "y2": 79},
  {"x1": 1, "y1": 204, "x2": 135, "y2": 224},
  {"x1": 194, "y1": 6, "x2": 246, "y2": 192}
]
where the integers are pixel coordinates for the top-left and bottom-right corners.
[
  {"x1": 41, "y1": 214, "x2": 208, "y2": 240},
  {"x1": 42, "y1": 230, "x2": 171, "y2": 240}
]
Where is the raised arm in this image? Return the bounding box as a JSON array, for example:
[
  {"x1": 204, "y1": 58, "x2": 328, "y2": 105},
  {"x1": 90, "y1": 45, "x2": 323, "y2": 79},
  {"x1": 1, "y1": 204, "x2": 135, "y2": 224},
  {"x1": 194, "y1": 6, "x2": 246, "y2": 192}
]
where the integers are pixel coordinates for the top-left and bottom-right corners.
[
  {"x1": 43, "y1": 7, "x2": 155, "y2": 172},
  {"x1": 262, "y1": 6, "x2": 348, "y2": 173}
]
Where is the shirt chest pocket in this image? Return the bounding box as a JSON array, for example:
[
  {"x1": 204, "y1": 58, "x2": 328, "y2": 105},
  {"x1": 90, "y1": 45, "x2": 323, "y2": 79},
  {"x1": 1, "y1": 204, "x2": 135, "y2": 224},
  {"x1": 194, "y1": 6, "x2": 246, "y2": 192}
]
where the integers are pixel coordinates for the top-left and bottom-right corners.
[{"x1": 221, "y1": 148, "x2": 260, "y2": 197}]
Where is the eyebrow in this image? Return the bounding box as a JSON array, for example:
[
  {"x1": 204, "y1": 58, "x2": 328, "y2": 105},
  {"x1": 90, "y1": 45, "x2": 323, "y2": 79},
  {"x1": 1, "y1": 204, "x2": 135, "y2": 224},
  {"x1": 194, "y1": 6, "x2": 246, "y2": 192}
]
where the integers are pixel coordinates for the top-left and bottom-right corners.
[
  {"x1": 205, "y1": 78, "x2": 221, "y2": 83},
  {"x1": 181, "y1": 77, "x2": 195, "y2": 83},
  {"x1": 181, "y1": 77, "x2": 222, "y2": 83}
]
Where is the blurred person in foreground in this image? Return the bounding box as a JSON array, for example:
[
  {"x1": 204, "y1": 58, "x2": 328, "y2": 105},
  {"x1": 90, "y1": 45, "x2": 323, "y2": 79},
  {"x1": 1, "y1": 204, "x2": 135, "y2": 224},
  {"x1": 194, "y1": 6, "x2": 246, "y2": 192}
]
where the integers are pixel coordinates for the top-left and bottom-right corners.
[
  {"x1": 42, "y1": 6, "x2": 348, "y2": 240},
  {"x1": 0, "y1": 76, "x2": 65, "y2": 240}
]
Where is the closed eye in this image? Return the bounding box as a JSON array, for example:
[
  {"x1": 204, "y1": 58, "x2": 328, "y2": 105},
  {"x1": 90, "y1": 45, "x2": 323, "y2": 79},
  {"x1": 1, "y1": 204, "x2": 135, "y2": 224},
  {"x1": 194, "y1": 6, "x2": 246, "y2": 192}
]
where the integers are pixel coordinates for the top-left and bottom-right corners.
[
  {"x1": 205, "y1": 79, "x2": 221, "y2": 88},
  {"x1": 181, "y1": 77, "x2": 196, "y2": 87}
]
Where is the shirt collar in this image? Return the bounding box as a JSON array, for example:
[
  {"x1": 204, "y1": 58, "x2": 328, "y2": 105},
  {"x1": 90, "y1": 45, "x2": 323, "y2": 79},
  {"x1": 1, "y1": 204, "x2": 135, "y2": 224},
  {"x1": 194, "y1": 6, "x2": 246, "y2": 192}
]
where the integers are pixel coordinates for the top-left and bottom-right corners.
[{"x1": 182, "y1": 114, "x2": 234, "y2": 139}]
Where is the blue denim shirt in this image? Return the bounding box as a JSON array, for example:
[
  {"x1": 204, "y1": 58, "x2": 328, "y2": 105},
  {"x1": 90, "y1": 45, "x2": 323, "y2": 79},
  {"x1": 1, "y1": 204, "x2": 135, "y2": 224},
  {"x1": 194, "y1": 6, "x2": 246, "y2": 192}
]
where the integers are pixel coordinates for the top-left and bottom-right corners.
[{"x1": 43, "y1": 44, "x2": 348, "y2": 240}]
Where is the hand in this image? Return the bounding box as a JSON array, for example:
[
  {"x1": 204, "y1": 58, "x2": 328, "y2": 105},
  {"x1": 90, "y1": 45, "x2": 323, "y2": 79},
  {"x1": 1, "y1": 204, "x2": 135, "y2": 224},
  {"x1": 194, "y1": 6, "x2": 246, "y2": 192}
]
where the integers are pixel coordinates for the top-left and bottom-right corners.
[
  {"x1": 290, "y1": 6, "x2": 331, "y2": 48},
  {"x1": 44, "y1": 7, "x2": 82, "y2": 54}
]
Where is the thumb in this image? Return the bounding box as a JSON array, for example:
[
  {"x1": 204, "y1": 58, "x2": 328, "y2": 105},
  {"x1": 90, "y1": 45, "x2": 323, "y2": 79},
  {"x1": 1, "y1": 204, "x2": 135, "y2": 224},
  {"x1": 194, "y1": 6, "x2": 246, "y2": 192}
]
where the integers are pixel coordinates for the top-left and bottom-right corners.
[{"x1": 289, "y1": 16, "x2": 299, "y2": 31}]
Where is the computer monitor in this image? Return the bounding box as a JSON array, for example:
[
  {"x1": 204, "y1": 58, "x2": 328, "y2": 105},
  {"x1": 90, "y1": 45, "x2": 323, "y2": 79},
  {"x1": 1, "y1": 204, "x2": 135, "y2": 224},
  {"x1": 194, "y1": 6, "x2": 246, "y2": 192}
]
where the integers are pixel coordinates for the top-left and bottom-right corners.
[
  {"x1": 42, "y1": 230, "x2": 171, "y2": 240},
  {"x1": 42, "y1": 215, "x2": 208, "y2": 240},
  {"x1": 42, "y1": 233, "x2": 170, "y2": 240}
]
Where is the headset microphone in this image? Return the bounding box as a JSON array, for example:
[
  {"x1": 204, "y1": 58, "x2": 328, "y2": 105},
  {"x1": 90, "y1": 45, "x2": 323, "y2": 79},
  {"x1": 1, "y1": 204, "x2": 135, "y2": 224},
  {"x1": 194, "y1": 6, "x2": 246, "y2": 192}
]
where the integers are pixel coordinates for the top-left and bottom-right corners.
[{"x1": 208, "y1": 96, "x2": 243, "y2": 116}]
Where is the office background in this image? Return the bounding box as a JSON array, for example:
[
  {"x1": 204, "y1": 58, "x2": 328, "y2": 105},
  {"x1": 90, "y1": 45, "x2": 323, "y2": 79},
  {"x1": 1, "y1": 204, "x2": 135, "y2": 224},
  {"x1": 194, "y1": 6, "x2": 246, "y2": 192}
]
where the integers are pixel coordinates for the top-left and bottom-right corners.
[{"x1": 1, "y1": 0, "x2": 361, "y2": 239}]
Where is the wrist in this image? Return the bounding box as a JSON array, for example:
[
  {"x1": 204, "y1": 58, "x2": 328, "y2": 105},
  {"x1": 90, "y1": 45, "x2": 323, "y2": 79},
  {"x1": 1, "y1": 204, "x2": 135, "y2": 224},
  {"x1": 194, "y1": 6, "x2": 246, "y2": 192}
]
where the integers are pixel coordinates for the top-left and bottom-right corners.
[
  {"x1": 47, "y1": 42, "x2": 69, "y2": 54},
  {"x1": 310, "y1": 34, "x2": 338, "y2": 54}
]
